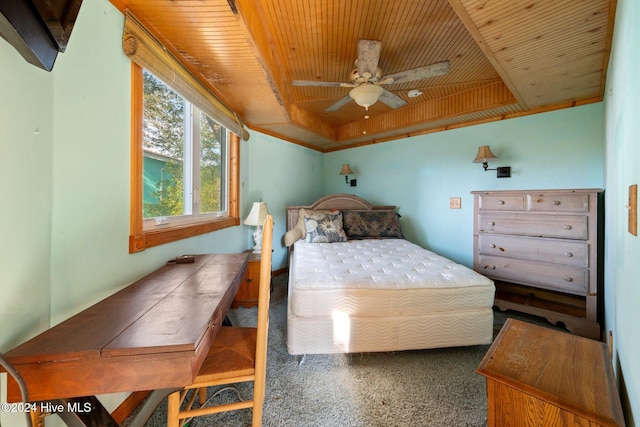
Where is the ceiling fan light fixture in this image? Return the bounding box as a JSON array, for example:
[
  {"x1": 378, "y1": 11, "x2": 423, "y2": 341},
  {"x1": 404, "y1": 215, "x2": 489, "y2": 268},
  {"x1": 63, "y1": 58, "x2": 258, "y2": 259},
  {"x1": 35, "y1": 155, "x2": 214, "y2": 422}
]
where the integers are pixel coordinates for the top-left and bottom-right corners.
[
  {"x1": 298, "y1": 40, "x2": 450, "y2": 113},
  {"x1": 349, "y1": 83, "x2": 384, "y2": 110}
]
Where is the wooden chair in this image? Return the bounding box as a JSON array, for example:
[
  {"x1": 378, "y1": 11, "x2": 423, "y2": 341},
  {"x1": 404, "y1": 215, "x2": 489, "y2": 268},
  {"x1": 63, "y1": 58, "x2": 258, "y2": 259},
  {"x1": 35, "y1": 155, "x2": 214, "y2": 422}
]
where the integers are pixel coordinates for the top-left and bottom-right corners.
[{"x1": 167, "y1": 215, "x2": 274, "y2": 427}]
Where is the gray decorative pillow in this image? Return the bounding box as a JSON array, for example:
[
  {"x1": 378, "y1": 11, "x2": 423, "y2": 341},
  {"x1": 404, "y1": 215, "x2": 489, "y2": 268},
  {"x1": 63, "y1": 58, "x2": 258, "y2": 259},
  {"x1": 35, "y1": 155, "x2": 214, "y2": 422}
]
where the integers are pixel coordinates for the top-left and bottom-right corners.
[
  {"x1": 304, "y1": 212, "x2": 348, "y2": 243},
  {"x1": 342, "y1": 210, "x2": 404, "y2": 239}
]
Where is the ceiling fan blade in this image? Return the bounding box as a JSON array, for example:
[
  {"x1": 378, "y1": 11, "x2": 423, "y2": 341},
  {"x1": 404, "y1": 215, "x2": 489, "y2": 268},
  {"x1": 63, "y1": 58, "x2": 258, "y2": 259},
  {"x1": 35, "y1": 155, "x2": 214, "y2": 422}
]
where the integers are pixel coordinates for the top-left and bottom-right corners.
[
  {"x1": 292, "y1": 80, "x2": 345, "y2": 87},
  {"x1": 325, "y1": 95, "x2": 352, "y2": 112},
  {"x1": 382, "y1": 60, "x2": 450, "y2": 84},
  {"x1": 378, "y1": 88, "x2": 407, "y2": 109},
  {"x1": 357, "y1": 39, "x2": 382, "y2": 78}
]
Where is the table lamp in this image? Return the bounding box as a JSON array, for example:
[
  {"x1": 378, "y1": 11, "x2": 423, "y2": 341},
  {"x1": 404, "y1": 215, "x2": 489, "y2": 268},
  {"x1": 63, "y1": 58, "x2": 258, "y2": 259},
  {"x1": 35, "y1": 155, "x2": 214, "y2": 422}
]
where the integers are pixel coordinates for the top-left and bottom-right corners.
[{"x1": 244, "y1": 201, "x2": 269, "y2": 253}]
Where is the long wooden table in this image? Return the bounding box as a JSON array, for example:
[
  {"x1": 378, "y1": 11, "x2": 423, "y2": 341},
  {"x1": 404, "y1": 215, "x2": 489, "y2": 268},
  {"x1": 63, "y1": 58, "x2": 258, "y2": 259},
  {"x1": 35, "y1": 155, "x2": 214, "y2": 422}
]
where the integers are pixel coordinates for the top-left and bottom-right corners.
[{"x1": 2, "y1": 253, "x2": 248, "y2": 426}]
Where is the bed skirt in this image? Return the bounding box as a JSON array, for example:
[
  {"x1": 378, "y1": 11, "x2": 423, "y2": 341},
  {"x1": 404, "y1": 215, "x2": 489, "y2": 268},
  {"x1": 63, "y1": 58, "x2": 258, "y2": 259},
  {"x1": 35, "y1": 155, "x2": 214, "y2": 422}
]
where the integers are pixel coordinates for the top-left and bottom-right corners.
[{"x1": 287, "y1": 308, "x2": 493, "y2": 355}]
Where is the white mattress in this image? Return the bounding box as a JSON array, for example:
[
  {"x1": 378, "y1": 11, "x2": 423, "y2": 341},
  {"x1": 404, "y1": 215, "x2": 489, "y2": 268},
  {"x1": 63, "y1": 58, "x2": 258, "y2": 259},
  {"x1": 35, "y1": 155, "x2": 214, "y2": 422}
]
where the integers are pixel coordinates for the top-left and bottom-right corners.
[
  {"x1": 287, "y1": 239, "x2": 495, "y2": 354},
  {"x1": 289, "y1": 239, "x2": 495, "y2": 317}
]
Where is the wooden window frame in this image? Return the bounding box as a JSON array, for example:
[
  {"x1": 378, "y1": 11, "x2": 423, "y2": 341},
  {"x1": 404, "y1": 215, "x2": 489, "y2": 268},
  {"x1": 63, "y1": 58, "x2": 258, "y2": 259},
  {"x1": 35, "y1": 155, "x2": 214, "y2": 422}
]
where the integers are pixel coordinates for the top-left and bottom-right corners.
[{"x1": 129, "y1": 63, "x2": 240, "y2": 253}]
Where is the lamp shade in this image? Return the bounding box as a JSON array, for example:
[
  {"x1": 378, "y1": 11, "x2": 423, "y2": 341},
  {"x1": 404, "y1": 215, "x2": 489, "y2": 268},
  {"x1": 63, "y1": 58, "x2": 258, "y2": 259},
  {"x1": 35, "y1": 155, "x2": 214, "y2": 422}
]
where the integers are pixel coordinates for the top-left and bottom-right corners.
[
  {"x1": 473, "y1": 145, "x2": 498, "y2": 163},
  {"x1": 349, "y1": 83, "x2": 384, "y2": 110},
  {"x1": 339, "y1": 164, "x2": 353, "y2": 175},
  {"x1": 244, "y1": 202, "x2": 269, "y2": 226}
]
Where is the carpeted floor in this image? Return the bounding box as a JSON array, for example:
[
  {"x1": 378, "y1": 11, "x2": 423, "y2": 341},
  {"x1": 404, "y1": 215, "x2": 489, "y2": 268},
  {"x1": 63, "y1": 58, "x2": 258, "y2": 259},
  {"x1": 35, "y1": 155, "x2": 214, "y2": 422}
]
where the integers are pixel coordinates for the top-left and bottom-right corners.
[{"x1": 124, "y1": 274, "x2": 563, "y2": 427}]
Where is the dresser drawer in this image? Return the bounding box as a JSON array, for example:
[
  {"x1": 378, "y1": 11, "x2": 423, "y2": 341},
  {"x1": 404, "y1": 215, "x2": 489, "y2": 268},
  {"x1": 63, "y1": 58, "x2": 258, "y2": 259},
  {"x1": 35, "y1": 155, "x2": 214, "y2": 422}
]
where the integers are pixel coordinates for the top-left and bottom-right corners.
[
  {"x1": 478, "y1": 194, "x2": 527, "y2": 211},
  {"x1": 478, "y1": 213, "x2": 588, "y2": 239},
  {"x1": 477, "y1": 235, "x2": 589, "y2": 267},
  {"x1": 528, "y1": 193, "x2": 590, "y2": 212},
  {"x1": 477, "y1": 255, "x2": 588, "y2": 295}
]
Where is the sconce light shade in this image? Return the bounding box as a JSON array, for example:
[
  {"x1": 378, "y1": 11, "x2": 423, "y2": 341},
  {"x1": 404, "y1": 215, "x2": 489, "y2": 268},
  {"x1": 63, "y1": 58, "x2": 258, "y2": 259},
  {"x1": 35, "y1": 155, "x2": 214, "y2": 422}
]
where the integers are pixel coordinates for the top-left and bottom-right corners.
[
  {"x1": 339, "y1": 164, "x2": 354, "y2": 176},
  {"x1": 244, "y1": 202, "x2": 269, "y2": 252},
  {"x1": 473, "y1": 145, "x2": 498, "y2": 164}
]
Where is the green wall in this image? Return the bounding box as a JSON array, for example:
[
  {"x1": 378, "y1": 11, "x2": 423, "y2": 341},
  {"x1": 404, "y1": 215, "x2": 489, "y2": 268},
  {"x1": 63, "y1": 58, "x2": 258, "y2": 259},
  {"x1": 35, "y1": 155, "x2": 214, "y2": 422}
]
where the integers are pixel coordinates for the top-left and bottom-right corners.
[
  {"x1": 0, "y1": 0, "x2": 637, "y2": 425},
  {"x1": 242, "y1": 131, "x2": 325, "y2": 268},
  {"x1": 0, "y1": 13, "x2": 53, "y2": 360},
  {"x1": 325, "y1": 104, "x2": 604, "y2": 266},
  {"x1": 604, "y1": 0, "x2": 640, "y2": 422}
]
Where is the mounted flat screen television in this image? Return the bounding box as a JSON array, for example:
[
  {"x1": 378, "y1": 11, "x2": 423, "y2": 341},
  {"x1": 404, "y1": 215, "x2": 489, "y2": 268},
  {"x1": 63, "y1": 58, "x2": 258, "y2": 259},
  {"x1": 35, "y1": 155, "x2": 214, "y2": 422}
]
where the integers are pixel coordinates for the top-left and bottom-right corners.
[{"x1": 0, "y1": 0, "x2": 82, "y2": 71}]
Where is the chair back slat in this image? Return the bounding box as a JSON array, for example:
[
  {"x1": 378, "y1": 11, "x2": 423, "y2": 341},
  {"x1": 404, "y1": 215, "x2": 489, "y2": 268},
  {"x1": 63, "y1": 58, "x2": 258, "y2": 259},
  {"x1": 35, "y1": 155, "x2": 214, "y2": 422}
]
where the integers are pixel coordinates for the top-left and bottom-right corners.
[{"x1": 252, "y1": 214, "x2": 273, "y2": 427}]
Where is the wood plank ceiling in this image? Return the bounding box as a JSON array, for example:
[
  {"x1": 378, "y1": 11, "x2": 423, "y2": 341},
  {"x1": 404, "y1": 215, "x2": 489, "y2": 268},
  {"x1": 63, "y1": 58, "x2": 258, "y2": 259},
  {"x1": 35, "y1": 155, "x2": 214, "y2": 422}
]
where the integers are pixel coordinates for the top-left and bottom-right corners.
[{"x1": 109, "y1": 0, "x2": 616, "y2": 152}]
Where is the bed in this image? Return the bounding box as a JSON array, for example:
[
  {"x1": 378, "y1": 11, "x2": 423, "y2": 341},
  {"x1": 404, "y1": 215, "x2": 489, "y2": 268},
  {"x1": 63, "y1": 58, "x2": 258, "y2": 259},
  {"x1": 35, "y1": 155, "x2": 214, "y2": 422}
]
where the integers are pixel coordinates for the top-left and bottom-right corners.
[{"x1": 284, "y1": 193, "x2": 496, "y2": 355}]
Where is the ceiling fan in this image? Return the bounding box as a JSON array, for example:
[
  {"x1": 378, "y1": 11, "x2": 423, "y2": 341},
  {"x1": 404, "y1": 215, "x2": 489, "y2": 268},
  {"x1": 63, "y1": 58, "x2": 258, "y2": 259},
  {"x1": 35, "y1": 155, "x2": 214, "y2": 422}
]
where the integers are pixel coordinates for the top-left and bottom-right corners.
[{"x1": 292, "y1": 39, "x2": 450, "y2": 112}]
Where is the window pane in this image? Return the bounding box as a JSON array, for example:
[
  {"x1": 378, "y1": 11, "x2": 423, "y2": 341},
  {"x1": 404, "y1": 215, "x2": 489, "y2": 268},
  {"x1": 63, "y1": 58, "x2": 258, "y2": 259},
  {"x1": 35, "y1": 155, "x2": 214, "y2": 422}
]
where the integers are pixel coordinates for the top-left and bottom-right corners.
[
  {"x1": 200, "y1": 113, "x2": 226, "y2": 214},
  {"x1": 142, "y1": 70, "x2": 186, "y2": 219}
]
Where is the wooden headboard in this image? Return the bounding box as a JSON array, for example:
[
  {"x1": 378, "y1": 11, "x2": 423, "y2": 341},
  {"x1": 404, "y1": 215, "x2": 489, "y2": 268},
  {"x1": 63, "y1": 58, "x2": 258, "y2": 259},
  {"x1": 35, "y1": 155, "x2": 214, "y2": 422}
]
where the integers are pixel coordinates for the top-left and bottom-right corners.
[{"x1": 286, "y1": 193, "x2": 395, "y2": 231}]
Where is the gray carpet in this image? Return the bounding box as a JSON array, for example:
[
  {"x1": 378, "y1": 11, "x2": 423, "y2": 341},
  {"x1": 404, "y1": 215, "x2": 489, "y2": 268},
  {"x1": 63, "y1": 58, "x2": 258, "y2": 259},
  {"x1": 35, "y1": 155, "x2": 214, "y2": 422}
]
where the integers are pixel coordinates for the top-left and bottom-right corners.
[{"x1": 125, "y1": 274, "x2": 561, "y2": 427}]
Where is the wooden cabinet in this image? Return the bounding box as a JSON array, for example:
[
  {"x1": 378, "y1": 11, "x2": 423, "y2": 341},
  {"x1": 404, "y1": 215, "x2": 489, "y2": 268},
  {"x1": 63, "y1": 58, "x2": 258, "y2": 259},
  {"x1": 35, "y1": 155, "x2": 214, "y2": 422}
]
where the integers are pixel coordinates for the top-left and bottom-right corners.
[
  {"x1": 472, "y1": 189, "x2": 603, "y2": 339},
  {"x1": 232, "y1": 252, "x2": 268, "y2": 308},
  {"x1": 477, "y1": 318, "x2": 624, "y2": 427}
]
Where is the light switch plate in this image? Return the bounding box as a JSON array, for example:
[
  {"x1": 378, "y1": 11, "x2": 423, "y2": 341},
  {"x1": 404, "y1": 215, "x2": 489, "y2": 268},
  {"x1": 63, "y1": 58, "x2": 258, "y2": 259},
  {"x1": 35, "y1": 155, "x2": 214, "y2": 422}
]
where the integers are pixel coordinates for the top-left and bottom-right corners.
[{"x1": 450, "y1": 197, "x2": 461, "y2": 209}]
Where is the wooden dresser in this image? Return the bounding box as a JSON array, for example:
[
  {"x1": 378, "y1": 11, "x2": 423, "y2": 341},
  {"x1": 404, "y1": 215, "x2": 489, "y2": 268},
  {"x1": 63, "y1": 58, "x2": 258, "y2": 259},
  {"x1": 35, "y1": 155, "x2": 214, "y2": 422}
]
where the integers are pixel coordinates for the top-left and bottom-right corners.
[
  {"x1": 472, "y1": 189, "x2": 603, "y2": 339},
  {"x1": 477, "y1": 318, "x2": 624, "y2": 426}
]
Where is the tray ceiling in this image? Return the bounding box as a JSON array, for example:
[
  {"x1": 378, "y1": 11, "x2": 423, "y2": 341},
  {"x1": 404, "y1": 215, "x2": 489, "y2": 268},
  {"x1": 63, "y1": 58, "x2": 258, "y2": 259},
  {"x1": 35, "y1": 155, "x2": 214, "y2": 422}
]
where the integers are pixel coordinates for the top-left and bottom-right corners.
[{"x1": 109, "y1": 0, "x2": 616, "y2": 152}]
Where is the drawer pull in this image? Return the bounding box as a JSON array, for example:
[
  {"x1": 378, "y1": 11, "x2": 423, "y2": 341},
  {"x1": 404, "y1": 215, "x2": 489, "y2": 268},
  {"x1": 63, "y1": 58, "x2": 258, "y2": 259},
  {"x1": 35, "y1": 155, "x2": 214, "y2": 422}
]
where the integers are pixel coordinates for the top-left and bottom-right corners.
[
  {"x1": 497, "y1": 200, "x2": 505, "y2": 205},
  {"x1": 563, "y1": 225, "x2": 572, "y2": 230},
  {"x1": 488, "y1": 221, "x2": 495, "y2": 226},
  {"x1": 564, "y1": 252, "x2": 573, "y2": 257},
  {"x1": 564, "y1": 277, "x2": 574, "y2": 282},
  {"x1": 483, "y1": 265, "x2": 496, "y2": 270},
  {"x1": 553, "y1": 200, "x2": 561, "y2": 206},
  {"x1": 489, "y1": 243, "x2": 496, "y2": 248}
]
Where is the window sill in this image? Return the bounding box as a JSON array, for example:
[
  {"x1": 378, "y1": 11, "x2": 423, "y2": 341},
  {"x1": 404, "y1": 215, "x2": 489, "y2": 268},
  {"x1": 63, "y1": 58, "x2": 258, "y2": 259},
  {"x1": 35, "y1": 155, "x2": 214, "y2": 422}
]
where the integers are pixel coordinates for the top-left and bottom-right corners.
[{"x1": 129, "y1": 216, "x2": 239, "y2": 253}]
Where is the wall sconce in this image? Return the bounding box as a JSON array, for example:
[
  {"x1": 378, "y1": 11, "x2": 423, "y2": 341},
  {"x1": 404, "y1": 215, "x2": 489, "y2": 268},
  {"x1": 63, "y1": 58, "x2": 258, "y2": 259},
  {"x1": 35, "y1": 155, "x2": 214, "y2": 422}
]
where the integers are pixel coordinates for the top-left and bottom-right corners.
[
  {"x1": 473, "y1": 146, "x2": 511, "y2": 178},
  {"x1": 244, "y1": 201, "x2": 269, "y2": 252},
  {"x1": 339, "y1": 164, "x2": 357, "y2": 186}
]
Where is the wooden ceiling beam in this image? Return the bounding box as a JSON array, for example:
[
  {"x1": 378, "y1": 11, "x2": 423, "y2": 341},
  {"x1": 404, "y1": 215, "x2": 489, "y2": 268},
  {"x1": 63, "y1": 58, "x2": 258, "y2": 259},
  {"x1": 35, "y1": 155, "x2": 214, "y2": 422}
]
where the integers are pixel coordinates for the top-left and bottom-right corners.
[
  {"x1": 290, "y1": 104, "x2": 337, "y2": 141},
  {"x1": 232, "y1": 0, "x2": 292, "y2": 117},
  {"x1": 446, "y1": 0, "x2": 529, "y2": 110}
]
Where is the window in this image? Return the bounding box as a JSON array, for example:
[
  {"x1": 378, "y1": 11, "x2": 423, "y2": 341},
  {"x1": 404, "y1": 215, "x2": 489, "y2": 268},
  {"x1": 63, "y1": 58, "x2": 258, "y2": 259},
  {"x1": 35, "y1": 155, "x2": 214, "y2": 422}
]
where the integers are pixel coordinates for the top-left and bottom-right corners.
[
  {"x1": 129, "y1": 65, "x2": 240, "y2": 253},
  {"x1": 142, "y1": 70, "x2": 228, "y2": 225},
  {"x1": 123, "y1": 14, "x2": 245, "y2": 253}
]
